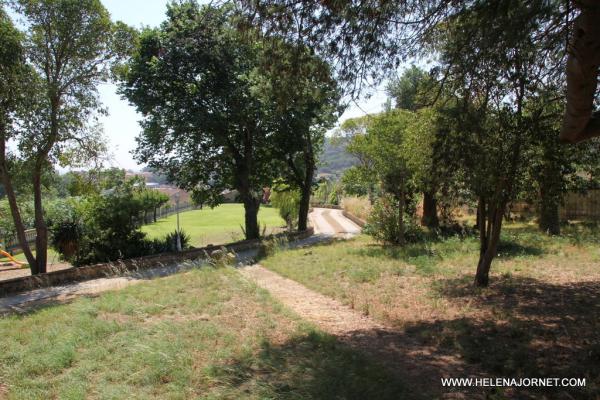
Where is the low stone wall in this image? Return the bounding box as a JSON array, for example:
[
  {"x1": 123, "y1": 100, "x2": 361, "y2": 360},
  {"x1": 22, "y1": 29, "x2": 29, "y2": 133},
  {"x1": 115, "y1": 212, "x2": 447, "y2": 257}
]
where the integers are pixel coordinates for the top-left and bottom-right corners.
[
  {"x1": 310, "y1": 203, "x2": 342, "y2": 210},
  {"x1": 0, "y1": 229, "x2": 313, "y2": 298},
  {"x1": 342, "y1": 211, "x2": 366, "y2": 227}
]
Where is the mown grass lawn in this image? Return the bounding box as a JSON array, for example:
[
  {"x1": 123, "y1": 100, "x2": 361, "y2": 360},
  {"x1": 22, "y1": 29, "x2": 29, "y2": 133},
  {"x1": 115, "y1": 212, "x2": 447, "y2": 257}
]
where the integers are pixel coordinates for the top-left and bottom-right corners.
[
  {"x1": 261, "y1": 222, "x2": 600, "y2": 398},
  {"x1": 0, "y1": 266, "x2": 404, "y2": 399},
  {"x1": 142, "y1": 204, "x2": 285, "y2": 248}
]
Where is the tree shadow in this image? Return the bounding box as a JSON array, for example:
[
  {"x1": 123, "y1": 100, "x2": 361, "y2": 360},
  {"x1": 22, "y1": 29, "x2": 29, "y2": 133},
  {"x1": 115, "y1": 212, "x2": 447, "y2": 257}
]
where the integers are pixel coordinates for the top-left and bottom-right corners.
[
  {"x1": 495, "y1": 239, "x2": 544, "y2": 258},
  {"x1": 215, "y1": 277, "x2": 600, "y2": 399},
  {"x1": 407, "y1": 276, "x2": 600, "y2": 399},
  {"x1": 206, "y1": 329, "x2": 409, "y2": 399}
]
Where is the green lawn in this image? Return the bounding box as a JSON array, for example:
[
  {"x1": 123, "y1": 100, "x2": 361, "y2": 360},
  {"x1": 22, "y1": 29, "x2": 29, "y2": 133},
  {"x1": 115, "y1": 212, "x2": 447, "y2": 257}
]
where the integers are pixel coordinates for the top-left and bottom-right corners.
[
  {"x1": 0, "y1": 249, "x2": 61, "y2": 264},
  {"x1": 0, "y1": 266, "x2": 404, "y2": 399},
  {"x1": 261, "y1": 222, "x2": 600, "y2": 398},
  {"x1": 142, "y1": 203, "x2": 285, "y2": 247}
]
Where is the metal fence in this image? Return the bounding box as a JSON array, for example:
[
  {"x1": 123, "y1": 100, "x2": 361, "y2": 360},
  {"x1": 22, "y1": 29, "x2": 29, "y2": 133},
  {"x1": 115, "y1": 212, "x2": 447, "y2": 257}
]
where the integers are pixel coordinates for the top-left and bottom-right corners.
[
  {"x1": 4, "y1": 229, "x2": 36, "y2": 254},
  {"x1": 509, "y1": 190, "x2": 600, "y2": 221},
  {"x1": 560, "y1": 189, "x2": 600, "y2": 221},
  {"x1": 2, "y1": 202, "x2": 199, "y2": 255},
  {"x1": 140, "y1": 201, "x2": 197, "y2": 224}
]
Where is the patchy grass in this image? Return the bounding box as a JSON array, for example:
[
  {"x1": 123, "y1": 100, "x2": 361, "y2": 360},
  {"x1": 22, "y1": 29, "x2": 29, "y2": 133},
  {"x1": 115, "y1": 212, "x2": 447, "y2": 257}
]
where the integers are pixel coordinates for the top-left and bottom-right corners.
[
  {"x1": 262, "y1": 222, "x2": 600, "y2": 398},
  {"x1": 142, "y1": 203, "x2": 285, "y2": 247},
  {"x1": 0, "y1": 266, "x2": 404, "y2": 399}
]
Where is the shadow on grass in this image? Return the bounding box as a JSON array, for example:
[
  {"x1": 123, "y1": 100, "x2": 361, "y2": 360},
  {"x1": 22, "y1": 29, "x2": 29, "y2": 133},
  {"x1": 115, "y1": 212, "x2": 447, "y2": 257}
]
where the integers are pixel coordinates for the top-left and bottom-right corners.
[
  {"x1": 351, "y1": 243, "x2": 444, "y2": 275},
  {"x1": 352, "y1": 232, "x2": 545, "y2": 271},
  {"x1": 207, "y1": 274, "x2": 600, "y2": 399},
  {"x1": 495, "y1": 239, "x2": 544, "y2": 258},
  {"x1": 207, "y1": 329, "x2": 408, "y2": 400},
  {"x1": 405, "y1": 276, "x2": 600, "y2": 399}
]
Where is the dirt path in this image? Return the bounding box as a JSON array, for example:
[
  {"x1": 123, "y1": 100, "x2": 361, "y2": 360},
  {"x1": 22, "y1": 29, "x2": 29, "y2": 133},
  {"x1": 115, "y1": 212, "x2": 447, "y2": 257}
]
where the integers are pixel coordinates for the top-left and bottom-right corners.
[
  {"x1": 240, "y1": 264, "x2": 476, "y2": 399},
  {"x1": 240, "y1": 212, "x2": 476, "y2": 398}
]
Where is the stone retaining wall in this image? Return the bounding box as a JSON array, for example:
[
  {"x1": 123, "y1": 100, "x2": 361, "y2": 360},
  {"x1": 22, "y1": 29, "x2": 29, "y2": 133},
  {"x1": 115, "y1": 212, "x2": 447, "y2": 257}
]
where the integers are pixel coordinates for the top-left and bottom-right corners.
[
  {"x1": 0, "y1": 229, "x2": 313, "y2": 298},
  {"x1": 342, "y1": 211, "x2": 366, "y2": 227},
  {"x1": 310, "y1": 203, "x2": 342, "y2": 210}
]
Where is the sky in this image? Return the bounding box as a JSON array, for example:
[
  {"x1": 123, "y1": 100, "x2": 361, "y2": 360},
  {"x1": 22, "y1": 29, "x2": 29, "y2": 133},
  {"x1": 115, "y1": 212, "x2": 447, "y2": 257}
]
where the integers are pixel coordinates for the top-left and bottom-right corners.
[{"x1": 97, "y1": 0, "x2": 389, "y2": 171}]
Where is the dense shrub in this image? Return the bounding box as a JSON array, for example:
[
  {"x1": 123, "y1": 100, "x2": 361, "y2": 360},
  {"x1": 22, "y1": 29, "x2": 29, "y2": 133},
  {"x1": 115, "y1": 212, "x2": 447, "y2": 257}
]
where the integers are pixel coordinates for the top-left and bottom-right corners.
[
  {"x1": 50, "y1": 182, "x2": 190, "y2": 266},
  {"x1": 364, "y1": 194, "x2": 424, "y2": 244},
  {"x1": 270, "y1": 183, "x2": 300, "y2": 230},
  {"x1": 149, "y1": 230, "x2": 191, "y2": 253}
]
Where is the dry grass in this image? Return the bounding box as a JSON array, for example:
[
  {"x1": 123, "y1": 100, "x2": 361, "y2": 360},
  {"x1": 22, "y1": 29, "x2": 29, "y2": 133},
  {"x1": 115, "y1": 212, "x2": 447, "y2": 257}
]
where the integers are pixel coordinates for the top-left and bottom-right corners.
[
  {"x1": 341, "y1": 196, "x2": 371, "y2": 221},
  {"x1": 262, "y1": 221, "x2": 600, "y2": 399}
]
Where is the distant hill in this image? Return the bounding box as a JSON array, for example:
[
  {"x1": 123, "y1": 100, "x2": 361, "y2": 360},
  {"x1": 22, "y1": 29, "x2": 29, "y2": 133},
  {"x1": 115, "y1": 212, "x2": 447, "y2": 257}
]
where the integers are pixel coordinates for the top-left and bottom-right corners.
[{"x1": 317, "y1": 137, "x2": 358, "y2": 179}]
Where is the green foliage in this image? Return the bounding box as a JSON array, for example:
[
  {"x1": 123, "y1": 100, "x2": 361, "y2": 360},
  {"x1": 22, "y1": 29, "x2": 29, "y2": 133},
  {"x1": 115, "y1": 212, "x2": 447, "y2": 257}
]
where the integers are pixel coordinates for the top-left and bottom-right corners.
[
  {"x1": 120, "y1": 3, "x2": 277, "y2": 207},
  {"x1": 1, "y1": 0, "x2": 133, "y2": 273},
  {"x1": 386, "y1": 65, "x2": 434, "y2": 111},
  {"x1": 10, "y1": 0, "x2": 129, "y2": 167},
  {"x1": 150, "y1": 229, "x2": 191, "y2": 253},
  {"x1": 0, "y1": 6, "x2": 25, "y2": 130},
  {"x1": 312, "y1": 179, "x2": 343, "y2": 205},
  {"x1": 0, "y1": 199, "x2": 33, "y2": 243},
  {"x1": 340, "y1": 166, "x2": 373, "y2": 197},
  {"x1": 61, "y1": 168, "x2": 127, "y2": 197},
  {"x1": 50, "y1": 180, "x2": 177, "y2": 266},
  {"x1": 520, "y1": 90, "x2": 600, "y2": 234},
  {"x1": 364, "y1": 194, "x2": 423, "y2": 245},
  {"x1": 270, "y1": 183, "x2": 301, "y2": 230},
  {"x1": 120, "y1": 2, "x2": 341, "y2": 237}
]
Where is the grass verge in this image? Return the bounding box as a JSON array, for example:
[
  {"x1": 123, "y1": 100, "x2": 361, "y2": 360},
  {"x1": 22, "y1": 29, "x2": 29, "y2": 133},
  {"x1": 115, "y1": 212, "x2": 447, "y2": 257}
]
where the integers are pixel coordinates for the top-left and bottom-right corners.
[{"x1": 0, "y1": 266, "x2": 404, "y2": 399}]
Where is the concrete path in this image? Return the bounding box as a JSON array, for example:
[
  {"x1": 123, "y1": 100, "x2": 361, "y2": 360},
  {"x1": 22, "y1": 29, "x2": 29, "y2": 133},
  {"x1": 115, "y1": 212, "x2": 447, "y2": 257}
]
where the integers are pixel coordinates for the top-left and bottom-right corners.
[{"x1": 309, "y1": 207, "x2": 361, "y2": 235}]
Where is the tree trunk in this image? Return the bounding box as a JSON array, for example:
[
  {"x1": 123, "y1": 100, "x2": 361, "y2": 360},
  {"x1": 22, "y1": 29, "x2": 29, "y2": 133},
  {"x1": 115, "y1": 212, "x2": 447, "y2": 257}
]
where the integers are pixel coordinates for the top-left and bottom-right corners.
[
  {"x1": 242, "y1": 195, "x2": 261, "y2": 240},
  {"x1": 32, "y1": 170, "x2": 48, "y2": 274},
  {"x1": 296, "y1": 128, "x2": 316, "y2": 232},
  {"x1": 298, "y1": 184, "x2": 311, "y2": 231},
  {"x1": 153, "y1": 208, "x2": 157, "y2": 223},
  {"x1": 397, "y1": 179, "x2": 405, "y2": 245},
  {"x1": 559, "y1": 3, "x2": 600, "y2": 143},
  {"x1": 421, "y1": 191, "x2": 439, "y2": 228},
  {"x1": 0, "y1": 152, "x2": 37, "y2": 271},
  {"x1": 474, "y1": 200, "x2": 504, "y2": 287},
  {"x1": 539, "y1": 188, "x2": 560, "y2": 235}
]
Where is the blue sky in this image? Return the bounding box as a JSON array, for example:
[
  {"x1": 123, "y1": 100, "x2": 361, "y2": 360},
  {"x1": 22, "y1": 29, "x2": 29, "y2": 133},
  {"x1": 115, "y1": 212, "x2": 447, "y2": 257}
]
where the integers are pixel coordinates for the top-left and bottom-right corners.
[{"x1": 98, "y1": 0, "x2": 388, "y2": 171}]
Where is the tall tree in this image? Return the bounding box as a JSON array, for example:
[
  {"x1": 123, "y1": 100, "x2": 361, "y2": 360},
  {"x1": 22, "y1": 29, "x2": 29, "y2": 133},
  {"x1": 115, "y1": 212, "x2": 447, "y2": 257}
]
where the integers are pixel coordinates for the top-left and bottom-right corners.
[
  {"x1": 559, "y1": 1, "x2": 600, "y2": 143},
  {"x1": 6, "y1": 0, "x2": 128, "y2": 274},
  {"x1": 340, "y1": 110, "x2": 418, "y2": 244},
  {"x1": 0, "y1": 6, "x2": 37, "y2": 269},
  {"x1": 387, "y1": 66, "x2": 444, "y2": 228},
  {"x1": 434, "y1": 0, "x2": 565, "y2": 286},
  {"x1": 120, "y1": 3, "x2": 282, "y2": 240},
  {"x1": 258, "y1": 41, "x2": 342, "y2": 231},
  {"x1": 523, "y1": 90, "x2": 600, "y2": 234},
  {"x1": 387, "y1": 65, "x2": 432, "y2": 112}
]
